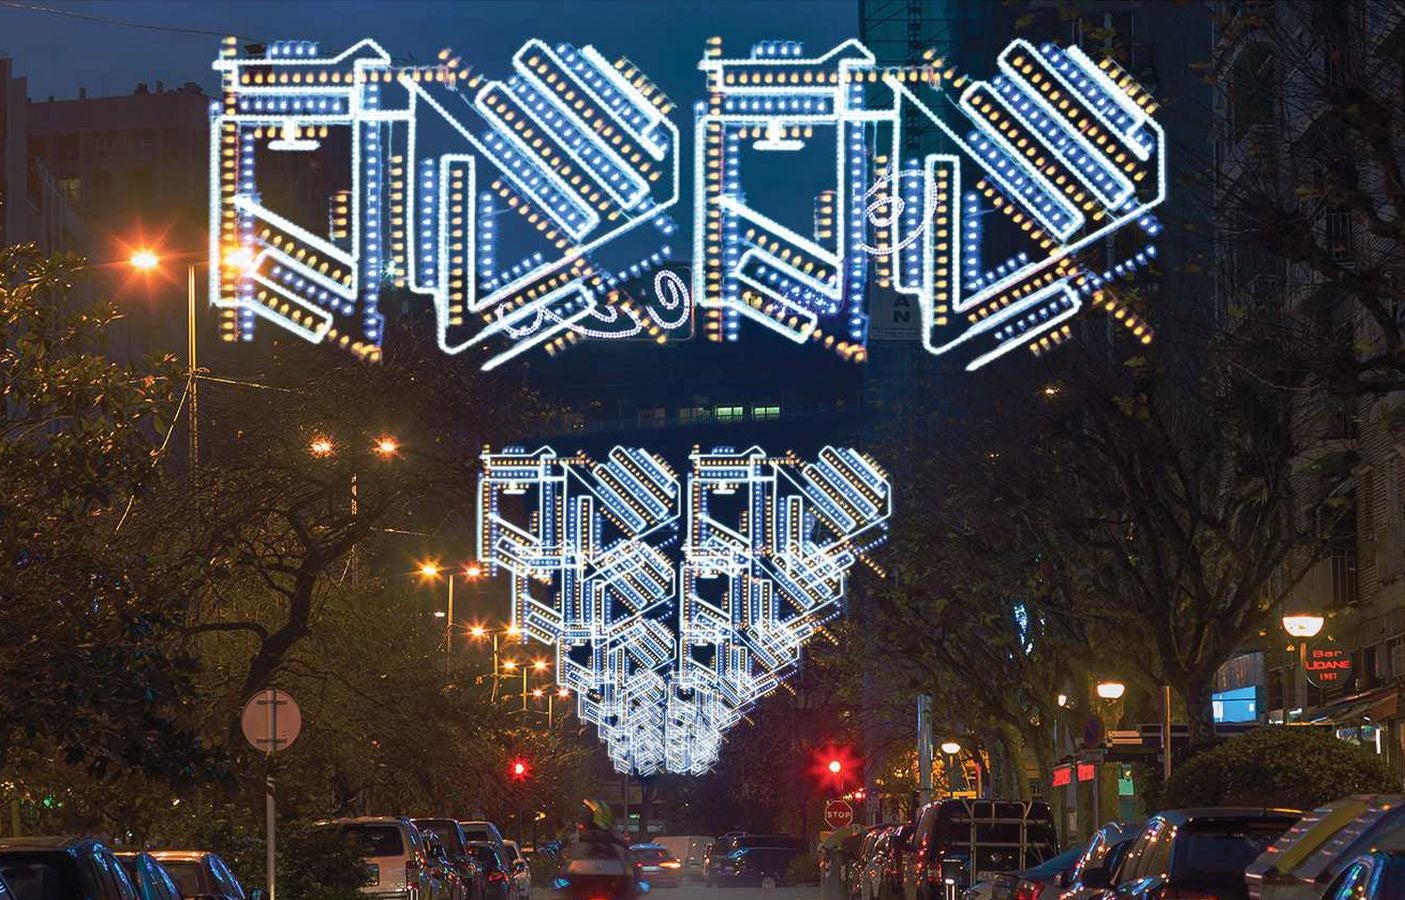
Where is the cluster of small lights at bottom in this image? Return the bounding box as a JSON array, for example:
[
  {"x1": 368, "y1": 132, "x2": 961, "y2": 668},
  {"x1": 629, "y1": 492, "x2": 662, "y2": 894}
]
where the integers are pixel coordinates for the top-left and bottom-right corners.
[{"x1": 477, "y1": 445, "x2": 890, "y2": 774}]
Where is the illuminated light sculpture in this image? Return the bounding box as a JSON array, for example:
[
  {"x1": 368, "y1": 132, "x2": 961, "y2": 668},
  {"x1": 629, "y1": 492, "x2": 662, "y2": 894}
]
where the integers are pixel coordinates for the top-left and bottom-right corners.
[
  {"x1": 210, "y1": 35, "x2": 1165, "y2": 370},
  {"x1": 477, "y1": 445, "x2": 890, "y2": 774},
  {"x1": 210, "y1": 37, "x2": 685, "y2": 365},
  {"x1": 694, "y1": 38, "x2": 1165, "y2": 368}
]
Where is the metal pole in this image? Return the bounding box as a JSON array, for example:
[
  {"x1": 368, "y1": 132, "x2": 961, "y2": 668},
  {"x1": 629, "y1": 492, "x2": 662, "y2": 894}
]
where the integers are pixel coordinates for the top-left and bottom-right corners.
[
  {"x1": 1299, "y1": 641, "x2": 1309, "y2": 719},
  {"x1": 491, "y1": 634, "x2": 500, "y2": 702},
  {"x1": 266, "y1": 770, "x2": 277, "y2": 900},
  {"x1": 267, "y1": 691, "x2": 277, "y2": 900},
  {"x1": 521, "y1": 668, "x2": 528, "y2": 725},
  {"x1": 917, "y1": 694, "x2": 933, "y2": 806},
  {"x1": 1161, "y1": 685, "x2": 1173, "y2": 781},
  {"x1": 445, "y1": 576, "x2": 455, "y2": 679},
  {"x1": 186, "y1": 264, "x2": 199, "y2": 474}
]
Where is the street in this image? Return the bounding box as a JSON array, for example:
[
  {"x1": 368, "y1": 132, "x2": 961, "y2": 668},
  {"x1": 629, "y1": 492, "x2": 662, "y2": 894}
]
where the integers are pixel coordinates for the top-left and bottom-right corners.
[{"x1": 551, "y1": 887, "x2": 819, "y2": 900}]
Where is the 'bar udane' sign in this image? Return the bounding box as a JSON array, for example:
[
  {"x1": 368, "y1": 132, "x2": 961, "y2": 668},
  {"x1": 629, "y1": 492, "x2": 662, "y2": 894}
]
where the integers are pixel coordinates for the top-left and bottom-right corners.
[{"x1": 1305, "y1": 645, "x2": 1353, "y2": 689}]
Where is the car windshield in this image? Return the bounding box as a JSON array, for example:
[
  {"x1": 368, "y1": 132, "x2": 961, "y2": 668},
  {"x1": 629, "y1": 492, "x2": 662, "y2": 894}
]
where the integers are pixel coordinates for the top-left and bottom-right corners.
[
  {"x1": 416, "y1": 823, "x2": 465, "y2": 857},
  {"x1": 159, "y1": 862, "x2": 205, "y2": 897},
  {"x1": 471, "y1": 846, "x2": 504, "y2": 870},
  {"x1": 462, "y1": 825, "x2": 496, "y2": 843},
  {"x1": 0, "y1": 854, "x2": 84, "y2": 900},
  {"x1": 1175, "y1": 821, "x2": 1295, "y2": 879},
  {"x1": 341, "y1": 825, "x2": 405, "y2": 858},
  {"x1": 633, "y1": 848, "x2": 668, "y2": 863}
]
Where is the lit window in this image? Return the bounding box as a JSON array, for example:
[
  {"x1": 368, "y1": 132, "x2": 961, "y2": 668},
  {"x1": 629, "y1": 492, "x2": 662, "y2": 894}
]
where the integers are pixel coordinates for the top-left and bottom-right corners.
[
  {"x1": 715, "y1": 406, "x2": 744, "y2": 422},
  {"x1": 753, "y1": 405, "x2": 780, "y2": 420}
]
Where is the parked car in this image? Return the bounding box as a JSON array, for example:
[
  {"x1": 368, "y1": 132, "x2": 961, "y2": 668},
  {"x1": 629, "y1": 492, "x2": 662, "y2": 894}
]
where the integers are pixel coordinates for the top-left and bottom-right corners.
[
  {"x1": 654, "y1": 836, "x2": 712, "y2": 881},
  {"x1": 969, "y1": 845, "x2": 1080, "y2": 900},
  {"x1": 502, "y1": 841, "x2": 532, "y2": 900},
  {"x1": 1246, "y1": 795, "x2": 1405, "y2": 900},
  {"x1": 903, "y1": 800, "x2": 1059, "y2": 900},
  {"x1": 704, "y1": 834, "x2": 744, "y2": 886},
  {"x1": 468, "y1": 841, "x2": 518, "y2": 900},
  {"x1": 149, "y1": 850, "x2": 248, "y2": 900},
  {"x1": 1318, "y1": 850, "x2": 1405, "y2": 899},
  {"x1": 422, "y1": 830, "x2": 469, "y2": 900},
  {"x1": 115, "y1": 852, "x2": 183, "y2": 900},
  {"x1": 856, "y1": 828, "x2": 889, "y2": 900},
  {"x1": 630, "y1": 844, "x2": 683, "y2": 889},
  {"x1": 716, "y1": 846, "x2": 804, "y2": 889},
  {"x1": 0, "y1": 837, "x2": 139, "y2": 900},
  {"x1": 860, "y1": 828, "x2": 896, "y2": 900},
  {"x1": 1108, "y1": 808, "x2": 1301, "y2": 900},
  {"x1": 459, "y1": 823, "x2": 508, "y2": 867},
  {"x1": 416, "y1": 819, "x2": 486, "y2": 900},
  {"x1": 319, "y1": 816, "x2": 446, "y2": 900},
  {"x1": 1058, "y1": 821, "x2": 1143, "y2": 900}
]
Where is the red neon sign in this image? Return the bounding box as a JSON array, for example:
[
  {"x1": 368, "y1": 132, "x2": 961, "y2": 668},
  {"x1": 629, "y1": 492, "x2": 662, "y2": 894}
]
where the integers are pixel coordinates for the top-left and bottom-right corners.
[
  {"x1": 1051, "y1": 765, "x2": 1072, "y2": 787},
  {"x1": 1077, "y1": 763, "x2": 1097, "y2": 782}
]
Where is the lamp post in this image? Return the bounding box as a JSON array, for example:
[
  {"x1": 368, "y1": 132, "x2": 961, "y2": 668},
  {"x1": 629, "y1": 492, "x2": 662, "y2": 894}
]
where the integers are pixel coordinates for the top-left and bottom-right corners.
[
  {"x1": 128, "y1": 246, "x2": 256, "y2": 474},
  {"x1": 417, "y1": 561, "x2": 486, "y2": 679},
  {"x1": 1283, "y1": 612, "x2": 1325, "y2": 720}
]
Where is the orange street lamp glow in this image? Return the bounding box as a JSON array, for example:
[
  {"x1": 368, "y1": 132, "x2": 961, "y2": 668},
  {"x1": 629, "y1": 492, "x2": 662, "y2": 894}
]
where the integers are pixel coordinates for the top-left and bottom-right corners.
[
  {"x1": 130, "y1": 250, "x2": 160, "y2": 271},
  {"x1": 464, "y1": 563, "x2": 484, "y2": 579},
  {"x1": 469, "y1": 625, "x2": 487, "y2": 639},
  {"x1": 557, "y1": 688, "x2": 570, "y2": 699},
  {"x1": 532, "y1": 659, "x2": 548, "y2": 672},
  {"x1": 502, "y1": 660, "x2": 518, "y2": 671},
  {"x1": 418, "y1": 562, "x2": 441, "y2": 578},
  {"x1": 308, "y1": 436, "x2": 335, "y2": 458},
  {"x1": 532, "y1": 688, "x2": 544, "y2": 699},
  {"x1": 373, "y1": 435, "x2": 399, "y2": 457}
]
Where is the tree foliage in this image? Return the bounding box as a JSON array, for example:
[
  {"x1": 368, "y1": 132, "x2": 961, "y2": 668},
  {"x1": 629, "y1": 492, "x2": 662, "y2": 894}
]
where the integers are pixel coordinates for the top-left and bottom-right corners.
[{"x1": 0, "y1": 244, "x2": 205, "y2": 779}]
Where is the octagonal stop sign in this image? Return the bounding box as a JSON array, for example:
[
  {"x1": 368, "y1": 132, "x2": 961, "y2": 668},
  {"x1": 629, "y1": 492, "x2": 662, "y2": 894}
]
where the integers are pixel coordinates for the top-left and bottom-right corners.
[{"x1": 824, "y1": 799, "x2": 854, "y2": 830}]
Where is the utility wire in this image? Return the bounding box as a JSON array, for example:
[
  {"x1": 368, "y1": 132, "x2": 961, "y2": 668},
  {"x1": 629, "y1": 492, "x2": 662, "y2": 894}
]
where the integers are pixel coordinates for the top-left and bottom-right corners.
[{"x1": 0, "y1": 0, "x2": 266, "y2": 42}]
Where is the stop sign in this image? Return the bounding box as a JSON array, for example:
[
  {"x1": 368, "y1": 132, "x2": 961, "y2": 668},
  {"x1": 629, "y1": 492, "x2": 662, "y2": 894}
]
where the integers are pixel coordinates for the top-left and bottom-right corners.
[{"x1": 824, "y1": 799, "x2": 854, "y2": 830}]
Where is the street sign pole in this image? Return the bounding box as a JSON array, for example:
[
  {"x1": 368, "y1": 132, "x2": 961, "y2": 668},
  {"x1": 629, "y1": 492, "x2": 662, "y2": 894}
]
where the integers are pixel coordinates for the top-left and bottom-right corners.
[{"x1": 241, "y1": 689, "x2": 302, "y2": 900}]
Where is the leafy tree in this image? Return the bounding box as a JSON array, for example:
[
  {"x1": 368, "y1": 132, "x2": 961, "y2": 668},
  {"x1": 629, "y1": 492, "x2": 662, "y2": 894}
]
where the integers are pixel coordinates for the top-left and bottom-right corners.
[
  {"x1": 0, "y1": 243, "x2": 205, "y2": 779},
  {"x1": 1158, "y1": 726, "x2": 1395, "y2": 810}
]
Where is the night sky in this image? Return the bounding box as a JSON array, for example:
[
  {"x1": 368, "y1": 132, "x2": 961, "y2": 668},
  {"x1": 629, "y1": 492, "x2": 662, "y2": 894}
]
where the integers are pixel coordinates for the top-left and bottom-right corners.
[{"x1": 0, "y1": 0, "x2": 858, "y2": 103}]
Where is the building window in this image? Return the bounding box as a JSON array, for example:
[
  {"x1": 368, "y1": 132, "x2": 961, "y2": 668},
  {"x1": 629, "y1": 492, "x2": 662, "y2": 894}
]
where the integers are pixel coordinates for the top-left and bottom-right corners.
[
  {"x1": 56, "y1": 177, "x2": 81, "y2": 207},
  {"x1": 679, "y1": 406, "x2": 710, "y2": 423},
  {"x1": 752, "y1": 404, "x2": 780, "y2": 420},
  {"x1": 715, "y1": 405, "x2": 744, "y2": 422}
]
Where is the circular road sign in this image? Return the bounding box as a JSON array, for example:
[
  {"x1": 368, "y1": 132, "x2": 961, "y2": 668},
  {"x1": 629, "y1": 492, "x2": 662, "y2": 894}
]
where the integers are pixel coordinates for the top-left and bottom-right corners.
[
  {"x1": 240, "y1": 689, "x2": 302, "y2": 755},
  {"x1": 824, "y1": 799, "x2": 854, "y2": 830}
]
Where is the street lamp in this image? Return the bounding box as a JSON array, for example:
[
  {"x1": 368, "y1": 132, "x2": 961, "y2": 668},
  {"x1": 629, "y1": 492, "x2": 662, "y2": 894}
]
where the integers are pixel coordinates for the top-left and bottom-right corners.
[
  {"x1": 1095, "y1": 681, "x2": 1127, "y2": 700},
  {"x1": 1282, "y1": 614, "x2": 1325, "y2": 638},
  {"x1": 939, "y1": 741, "x2": 962, "y2": 755},
  {"x1": 1283, "y1": 611, "x2": 1325, "y2": 719},
  {"x1": 308, "y1": 436, "x2": 335, "y2": 458},
  {"x1": 372, "y1": 435, "x2": 400, "y2": 457},
  {"x1": 129, "y1": 249, "x2": 159, "y2": 271}
]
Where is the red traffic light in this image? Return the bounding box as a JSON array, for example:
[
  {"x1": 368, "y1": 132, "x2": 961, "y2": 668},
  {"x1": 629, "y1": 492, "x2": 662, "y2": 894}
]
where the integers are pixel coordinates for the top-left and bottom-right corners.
[
  {"x1": 810, "y1": 744, "x2": 859, "y2": 791},
  {"x1": 509, "y1": 757, "x2": 530, "y2": 782}
]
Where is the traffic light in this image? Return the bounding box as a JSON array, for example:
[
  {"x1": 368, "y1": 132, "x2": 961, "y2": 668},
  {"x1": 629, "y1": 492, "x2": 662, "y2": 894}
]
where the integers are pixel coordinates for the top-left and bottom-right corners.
[
  {"x1": 509, "y1": 757, "x2": 530, "y2": 782},
  {"x1": 810, "y1": 744, "x2": 858, "y2": 791}
]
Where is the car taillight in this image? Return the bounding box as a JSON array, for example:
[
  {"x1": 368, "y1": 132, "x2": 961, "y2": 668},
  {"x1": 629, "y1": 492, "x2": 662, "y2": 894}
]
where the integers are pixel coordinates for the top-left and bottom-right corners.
[
  {"x1": 1013, "y1": 880, "x2": 1041, "y2": 900},
  {"x1": 924, "y1": 859, "x2": 943, "y2": 884},
  {"x1": 1151, "y1": 889, "x2": 1220, "y2": 900},
  {"x1": 488, "y1": 869, "x2": 508, "y2": 883}
]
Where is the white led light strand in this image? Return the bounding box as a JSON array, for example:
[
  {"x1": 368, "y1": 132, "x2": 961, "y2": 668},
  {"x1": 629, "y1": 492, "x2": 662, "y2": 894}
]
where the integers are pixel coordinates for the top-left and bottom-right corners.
[
  {"x1": 476, "y1": 445, "x2": 891, "y2": 775},
  {"x1": 210, "y1": 35, "x2": 1165, "y2": 369}
]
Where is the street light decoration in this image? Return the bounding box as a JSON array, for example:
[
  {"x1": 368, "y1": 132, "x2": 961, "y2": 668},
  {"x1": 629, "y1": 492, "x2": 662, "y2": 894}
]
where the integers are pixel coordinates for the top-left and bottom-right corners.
[
  {"x1": 477, "y1": 445, "x2": 890, "y2": 775},
  {"x1": 208, "y1": 35, "x2": 1165, "y2": 369}
]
